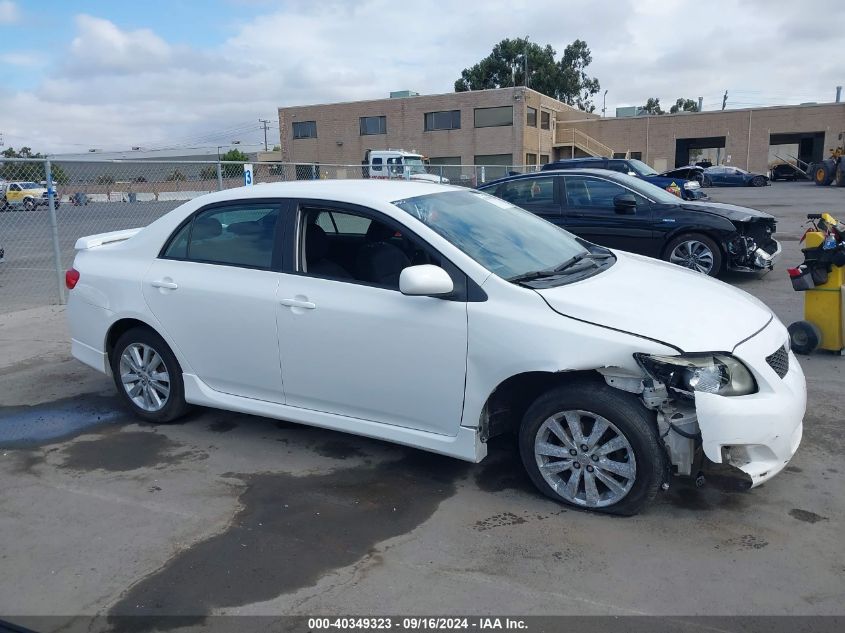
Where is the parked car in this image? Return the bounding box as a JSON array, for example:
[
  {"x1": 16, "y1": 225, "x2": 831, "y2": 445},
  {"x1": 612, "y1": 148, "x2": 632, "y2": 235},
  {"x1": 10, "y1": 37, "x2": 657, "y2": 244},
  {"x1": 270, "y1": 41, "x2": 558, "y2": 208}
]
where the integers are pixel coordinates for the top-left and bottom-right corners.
[
  {"x1": 770, "y1": 163, "x2": 807, "y2": 182},
  {"x1": 479, "y1": 169, "x2": 780, "y2": 276},
  {"x1": 0, "y1": 180, "x2": 56, "y2": 211},
  {"x1": 702, "y1": 166, "x2": 769, "y2": 187},
  {"x1": 541, "y1": 157, "x2": 707, "y2": 201},
  {"x1": 67, "y1": 180, "x2": 805, "y2": 515},
  {"x1": 659, "y1": 165, "x2": 705, "y2": 184}
]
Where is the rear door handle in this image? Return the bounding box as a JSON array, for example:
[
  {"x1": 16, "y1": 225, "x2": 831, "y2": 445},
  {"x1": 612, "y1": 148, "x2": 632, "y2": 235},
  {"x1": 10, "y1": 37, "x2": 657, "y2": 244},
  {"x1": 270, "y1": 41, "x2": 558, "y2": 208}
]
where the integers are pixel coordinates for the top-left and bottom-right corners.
[
  {"x1": 151, "y1": 280, "x2": 178, "y2": 289},
  {"x1": 280, "y1": 298, "x2": 316, "y2": 310}
]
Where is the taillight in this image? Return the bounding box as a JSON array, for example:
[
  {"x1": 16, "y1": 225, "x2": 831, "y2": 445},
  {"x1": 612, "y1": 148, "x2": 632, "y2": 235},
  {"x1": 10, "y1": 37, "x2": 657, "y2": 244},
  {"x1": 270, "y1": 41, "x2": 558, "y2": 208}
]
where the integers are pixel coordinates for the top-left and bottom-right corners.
[{"x1": 65, "y1": 268, "x2": 80, "y2": 289}]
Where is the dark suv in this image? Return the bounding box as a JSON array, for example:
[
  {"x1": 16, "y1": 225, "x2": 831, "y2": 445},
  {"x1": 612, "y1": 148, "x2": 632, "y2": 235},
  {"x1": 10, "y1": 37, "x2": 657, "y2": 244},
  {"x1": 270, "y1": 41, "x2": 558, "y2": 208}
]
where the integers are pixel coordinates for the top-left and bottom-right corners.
[
  {"x1": 542, "y1": 157, "x2": 707, "y2": 201},
  {"x1": 478, "y1": 169, "x2": 779, "y2": 277}
]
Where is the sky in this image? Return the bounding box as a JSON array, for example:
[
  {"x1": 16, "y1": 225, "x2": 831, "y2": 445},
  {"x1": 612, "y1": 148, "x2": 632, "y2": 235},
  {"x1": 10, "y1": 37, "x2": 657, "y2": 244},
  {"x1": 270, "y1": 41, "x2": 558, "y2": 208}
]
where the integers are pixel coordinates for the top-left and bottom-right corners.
[{"x1": 0, "y1": 0, "x2": 843, "y2": 155}]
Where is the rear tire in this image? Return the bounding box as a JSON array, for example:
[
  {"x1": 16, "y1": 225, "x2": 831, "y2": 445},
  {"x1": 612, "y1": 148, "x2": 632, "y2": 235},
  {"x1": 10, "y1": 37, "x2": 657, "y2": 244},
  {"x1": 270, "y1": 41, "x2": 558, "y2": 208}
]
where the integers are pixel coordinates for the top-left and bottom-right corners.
[
  {"x1": 788, "y1": 321, "x2": 821, "y2": 355},
  {"x1": 664, "y1": 232, "x2": 722, "y2": 276},
  {"x1": 110, "y1": 327, "x2": 189, "y2": 423},
  {"x1": 519, "y1": 382, "x2": 664, "y2": 516},
  {"x1": 813, "y1": 162, "x2": 833, "y2": 186},
  {"x1": 835, "y1": 164, "x2": 845, "y2": 187}
]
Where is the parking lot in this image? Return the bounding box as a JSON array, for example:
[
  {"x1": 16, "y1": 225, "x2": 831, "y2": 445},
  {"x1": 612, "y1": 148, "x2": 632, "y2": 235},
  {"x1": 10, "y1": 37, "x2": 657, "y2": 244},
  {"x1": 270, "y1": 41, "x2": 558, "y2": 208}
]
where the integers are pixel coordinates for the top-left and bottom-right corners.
[{"x1": 1, "y1": 182, "x2": 844, "y2": 630}]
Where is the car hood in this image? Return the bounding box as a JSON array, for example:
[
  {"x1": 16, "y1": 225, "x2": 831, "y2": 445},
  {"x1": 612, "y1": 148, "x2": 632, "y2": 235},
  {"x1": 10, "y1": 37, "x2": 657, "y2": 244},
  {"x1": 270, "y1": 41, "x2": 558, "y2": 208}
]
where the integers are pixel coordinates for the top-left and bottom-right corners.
[
  {"x1": 534, "y1": 251, "x2": 773, "y2": 353},
  {"x1": 680, "y1": 201, "x2": 775, "y2": 222}
]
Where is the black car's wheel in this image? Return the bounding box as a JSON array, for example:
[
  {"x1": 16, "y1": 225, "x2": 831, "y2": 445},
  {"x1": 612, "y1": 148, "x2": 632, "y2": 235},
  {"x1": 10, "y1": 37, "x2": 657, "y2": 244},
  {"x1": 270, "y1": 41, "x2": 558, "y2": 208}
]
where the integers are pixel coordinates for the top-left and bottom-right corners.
[
  {"x1": 751, "y1": 175, "x2": 767, "y2": 187},
  {"x1": 519, "y1": 382, "x2": 665, "y2": 516},
  {"x1": 665, "y1": 233, "x2": 722, "y2": 276},
  {"x1": 788, "y1": 321, "x2": 821, "y2": 355},
  {"x1": 110, "y1": 327, "x2": 190, "y2": 423}
]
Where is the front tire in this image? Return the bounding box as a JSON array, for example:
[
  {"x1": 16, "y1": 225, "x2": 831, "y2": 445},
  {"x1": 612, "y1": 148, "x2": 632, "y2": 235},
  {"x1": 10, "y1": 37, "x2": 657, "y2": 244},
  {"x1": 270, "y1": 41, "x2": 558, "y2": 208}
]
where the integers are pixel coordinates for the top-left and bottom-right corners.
[
  {"x1": 110, "y1": 327, "x2": 189, "y2": 423},
  {"x1": 665, "y1": 232, "x2": 722, "y2": 276},
  {"x1": 23, "y1": 198, "x2": 35, "y2": 211},
  {"x1": 813, "y1": 162, "x2": 833, "y2": 186},
  {"x1": 751, "y1": 175, "x2": 766, "y2": 187},
  {"x1": 519, "y1": 382, "x2": 664, "y2": 516}
]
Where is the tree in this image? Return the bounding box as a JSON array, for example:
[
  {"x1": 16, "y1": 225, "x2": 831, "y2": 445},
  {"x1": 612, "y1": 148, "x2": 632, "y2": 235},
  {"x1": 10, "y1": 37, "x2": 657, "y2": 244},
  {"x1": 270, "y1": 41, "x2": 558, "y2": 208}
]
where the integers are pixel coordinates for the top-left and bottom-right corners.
[
  {"x1": 0, "y1": 146, "x2": 68, "y2": 184},
  {"x1": 641, "y1": 97, "x2": 665, "y2": 115},
  {"x1": 669, "y1": 98, "x2": 699, "y2": 114},
  {"x1": 219, "y1": 148, "x2": 249, "y2": 178},
  {"x1": 165, "y1": 169, "x2": 187, "y2": 182},
  {"x1": 454, "y1": 37, "x2": 601, "y2": 112},
  {"x1": 199, "y1": 165, "x2": 218, "y2": 180}
]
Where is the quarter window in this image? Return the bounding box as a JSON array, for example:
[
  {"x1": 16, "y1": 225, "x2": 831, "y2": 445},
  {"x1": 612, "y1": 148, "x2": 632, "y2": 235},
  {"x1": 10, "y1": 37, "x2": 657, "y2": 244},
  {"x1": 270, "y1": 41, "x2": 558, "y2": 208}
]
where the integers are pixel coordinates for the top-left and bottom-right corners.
[
  {"x1": 359, "y1": 115, "x2": 387, "y2": 135},
  {"x1": 164, "y1": 204, "x2": 280, "y2": 269},
  {"x1": 292, "y1": 121, "x2": 317, "y2": 139},
  {"x1": 497, "y1": 178, "x2": 555, "y2": 206},
  {"x1": 564, "y1": 177, "x2": 646, "y2": 210}
]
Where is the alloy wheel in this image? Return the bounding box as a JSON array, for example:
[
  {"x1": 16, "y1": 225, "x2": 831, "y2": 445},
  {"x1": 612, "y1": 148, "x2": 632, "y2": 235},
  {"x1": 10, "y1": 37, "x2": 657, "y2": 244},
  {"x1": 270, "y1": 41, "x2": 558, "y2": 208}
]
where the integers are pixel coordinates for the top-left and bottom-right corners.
[
  {"x1": 534, "y1": 410, "x2": 637, "y2": 508},
  {"x1": 669, "y1": 240, "x2": 715, "y2": 274},
  {"x1": 119, "y1": 342, "x2": 171, "y2": 412}
]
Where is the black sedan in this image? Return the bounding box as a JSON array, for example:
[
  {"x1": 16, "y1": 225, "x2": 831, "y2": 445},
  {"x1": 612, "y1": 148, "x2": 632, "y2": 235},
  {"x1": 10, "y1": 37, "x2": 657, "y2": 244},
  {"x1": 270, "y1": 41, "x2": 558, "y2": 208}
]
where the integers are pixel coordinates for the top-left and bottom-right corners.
[
  {"x1": 659, "y1": 165, "x2": 705, "y2": 184},
  {"x1": 477, "y1": 169, "x2": 780, "y2": 277},
  {"x1": 702, "y1": 165, "x2": 769, "y2": 187}
]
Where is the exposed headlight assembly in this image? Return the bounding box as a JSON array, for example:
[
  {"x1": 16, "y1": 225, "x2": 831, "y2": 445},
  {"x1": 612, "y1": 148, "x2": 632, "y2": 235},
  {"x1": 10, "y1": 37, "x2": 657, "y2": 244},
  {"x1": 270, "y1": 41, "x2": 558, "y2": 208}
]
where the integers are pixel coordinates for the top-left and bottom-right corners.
[
  {"x1": 634, "y1": 353, "x2": 757, "y2": 398},
  {"x1": 683, "y1": 180, "x2": 701, "y2": 190}
]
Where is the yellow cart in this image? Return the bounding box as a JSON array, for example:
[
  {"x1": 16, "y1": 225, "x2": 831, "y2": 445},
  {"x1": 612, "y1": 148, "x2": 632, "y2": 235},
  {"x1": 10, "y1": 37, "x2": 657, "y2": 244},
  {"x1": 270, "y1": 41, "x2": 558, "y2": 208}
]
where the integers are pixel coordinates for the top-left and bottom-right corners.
[{"x1": 788, "y1": 214, "x2": 845, "y2": 354}]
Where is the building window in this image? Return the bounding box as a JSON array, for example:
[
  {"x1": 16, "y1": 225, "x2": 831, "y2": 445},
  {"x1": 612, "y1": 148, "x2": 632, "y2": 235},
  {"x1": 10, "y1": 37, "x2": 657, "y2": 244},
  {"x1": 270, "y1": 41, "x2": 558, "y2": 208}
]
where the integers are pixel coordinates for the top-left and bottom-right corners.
[
  {"x1": 292, "y1": 121, "x2": 317, "y2": 139},
  {"x1": 630, "y1": 151, "x2": 643, "y2": 160},
  {"x1": 525, "y1": 153, "x2": 537, "y2": 166},
  {"x1": 526, "y1": 107, "x2": 537, "y2": 127},
  {"x1": 424, "y1": 110, "x2": 461, "y2": 131},
  {"x1": 541, "y1": 111, "x2": 551, "y2": 130},
  {"x1": 359, "y1": 115, "x2": 387, "y2": 136},
  {"x1": 613, "y1": 152, "x2": 627, "y2": 159},
  {"x1": 540, "y1": 154, "x2": 550, "y2": 165},
  {"x1": 474, "y1": 106, "x2": 513, "y2": 128}
]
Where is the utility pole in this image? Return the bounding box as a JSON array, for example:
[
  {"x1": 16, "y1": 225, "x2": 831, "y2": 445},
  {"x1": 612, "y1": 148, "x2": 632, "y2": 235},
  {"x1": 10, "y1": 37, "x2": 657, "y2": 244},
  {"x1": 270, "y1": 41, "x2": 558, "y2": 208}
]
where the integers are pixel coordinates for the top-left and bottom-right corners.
[
  {"x1": 259, "y1": 119, "x2": 271, "y2": 151},
  {"x1": 523, "y1": 35, "x2": 529, "y2": 89},
  {"x1": 721, "y1": 90, "x2": 728, "y2": 110},
  {"x1": 602, "y1": 90, "x2": 608, "y2": 117}
]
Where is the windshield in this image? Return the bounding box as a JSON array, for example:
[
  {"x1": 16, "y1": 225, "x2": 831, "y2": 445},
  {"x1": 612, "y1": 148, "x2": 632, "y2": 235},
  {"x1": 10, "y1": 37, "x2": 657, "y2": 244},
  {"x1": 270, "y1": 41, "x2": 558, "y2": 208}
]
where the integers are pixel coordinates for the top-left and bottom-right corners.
[
  {"x1": 403, "y1": 157, "x2": 427, "y2": 174},
  {"x1": 628, "y1": 159, "x2": 658, "y2": 177},
  {"x1": 600, "y1": 172, "x2": 683, "y2": 205},
  {"x1": 393, "y1": 190, "x2": 590, "y2": 281}
]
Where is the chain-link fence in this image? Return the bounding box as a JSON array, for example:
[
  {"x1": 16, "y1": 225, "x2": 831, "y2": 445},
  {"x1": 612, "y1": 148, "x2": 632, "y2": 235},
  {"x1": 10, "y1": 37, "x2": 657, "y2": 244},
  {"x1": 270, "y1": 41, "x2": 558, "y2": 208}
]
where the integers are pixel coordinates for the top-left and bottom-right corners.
[{"x1": 0, "y1": 157, "x2": 539, "y2": 313}]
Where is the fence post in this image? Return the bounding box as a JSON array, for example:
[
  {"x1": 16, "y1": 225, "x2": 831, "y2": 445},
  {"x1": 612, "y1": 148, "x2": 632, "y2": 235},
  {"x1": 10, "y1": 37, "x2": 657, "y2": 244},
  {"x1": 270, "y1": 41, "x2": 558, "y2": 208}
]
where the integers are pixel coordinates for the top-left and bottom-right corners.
[
  {"x1": 44, "y1": 159, "x2": 65, "y2": 305},
  {"x1": 216, "y1": 161, "x2": 223, "y2": 191}
]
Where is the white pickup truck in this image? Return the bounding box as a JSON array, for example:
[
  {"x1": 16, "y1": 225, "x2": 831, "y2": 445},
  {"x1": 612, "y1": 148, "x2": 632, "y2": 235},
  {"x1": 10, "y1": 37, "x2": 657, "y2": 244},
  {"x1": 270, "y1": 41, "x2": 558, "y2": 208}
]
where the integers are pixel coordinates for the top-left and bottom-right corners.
[{"x1": 362, "y1": 149, "x2": 448, "y2": 184}]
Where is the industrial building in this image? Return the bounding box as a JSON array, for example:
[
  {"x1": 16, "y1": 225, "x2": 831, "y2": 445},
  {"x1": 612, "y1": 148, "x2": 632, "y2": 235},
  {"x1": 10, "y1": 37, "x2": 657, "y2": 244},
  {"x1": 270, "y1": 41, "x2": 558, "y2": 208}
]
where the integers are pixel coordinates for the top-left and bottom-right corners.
[{"x1": 278, "y1": 87, "x2": 845, "y2": 175}]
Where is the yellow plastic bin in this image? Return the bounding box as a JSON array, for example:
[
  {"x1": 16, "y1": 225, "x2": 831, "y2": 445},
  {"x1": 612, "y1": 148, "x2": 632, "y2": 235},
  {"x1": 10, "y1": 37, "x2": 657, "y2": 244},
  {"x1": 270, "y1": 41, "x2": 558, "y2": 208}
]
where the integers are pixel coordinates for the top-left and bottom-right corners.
[{"x1": 788, "y1": 230, "x2": 845, "y2": 354}]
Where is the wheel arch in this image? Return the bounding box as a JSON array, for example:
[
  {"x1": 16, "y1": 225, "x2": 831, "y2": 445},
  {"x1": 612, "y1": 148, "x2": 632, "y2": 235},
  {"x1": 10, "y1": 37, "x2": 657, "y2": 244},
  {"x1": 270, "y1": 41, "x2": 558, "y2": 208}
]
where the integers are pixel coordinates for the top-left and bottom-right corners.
[{"x1": 479, "y1": 369, "x2": 607, "y2": 441}]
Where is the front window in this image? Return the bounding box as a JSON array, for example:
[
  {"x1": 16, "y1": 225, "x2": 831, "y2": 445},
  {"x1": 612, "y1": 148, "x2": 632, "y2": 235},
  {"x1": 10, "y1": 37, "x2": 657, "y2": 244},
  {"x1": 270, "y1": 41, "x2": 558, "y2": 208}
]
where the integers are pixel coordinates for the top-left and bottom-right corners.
[
  {"x1": 627, "y1": 159, "x2": 658, "y2": 177},
  {"x1": 403, "y1": 157, "x2": 427, "y2": 174},
  {"x1": 393, "y1": 190, "x2": 594, "y2": 282}
]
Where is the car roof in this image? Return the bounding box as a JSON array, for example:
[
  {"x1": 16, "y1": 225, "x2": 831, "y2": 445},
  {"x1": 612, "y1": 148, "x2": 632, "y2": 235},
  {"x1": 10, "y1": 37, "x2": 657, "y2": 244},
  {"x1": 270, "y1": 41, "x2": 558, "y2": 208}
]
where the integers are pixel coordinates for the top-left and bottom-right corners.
[
  {"x1": 204, "y1": 178, "x2": 455, "y2": 205},
  {"x1": 480, "y1": 167, "x2": 626, "y2": 188}
]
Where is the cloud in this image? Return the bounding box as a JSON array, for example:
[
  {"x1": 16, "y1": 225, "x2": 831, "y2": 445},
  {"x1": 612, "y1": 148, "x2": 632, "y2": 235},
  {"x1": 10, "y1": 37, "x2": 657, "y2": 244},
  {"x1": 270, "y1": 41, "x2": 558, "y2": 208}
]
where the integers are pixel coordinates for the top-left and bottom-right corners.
[
  {"x1": 0, "y1": 1, "x2": 842, "y2": 154},
  {"x1": 0, "y1": 0, "x2": 18, "y2": 24},
  {"x1": 0, "y1": 51, "x2": 44, "y2": 67}
]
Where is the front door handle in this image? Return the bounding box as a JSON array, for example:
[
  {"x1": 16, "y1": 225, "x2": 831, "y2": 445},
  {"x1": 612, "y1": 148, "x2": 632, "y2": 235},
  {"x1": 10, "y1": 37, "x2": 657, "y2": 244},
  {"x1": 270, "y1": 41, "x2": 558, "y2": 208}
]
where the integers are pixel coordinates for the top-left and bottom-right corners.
[
  {"x1": 280, "y1": 298, "x2": 316, "y2": 310},
  {"x1": 151, "y1": 280, "x2": 178, "y2": 289}
]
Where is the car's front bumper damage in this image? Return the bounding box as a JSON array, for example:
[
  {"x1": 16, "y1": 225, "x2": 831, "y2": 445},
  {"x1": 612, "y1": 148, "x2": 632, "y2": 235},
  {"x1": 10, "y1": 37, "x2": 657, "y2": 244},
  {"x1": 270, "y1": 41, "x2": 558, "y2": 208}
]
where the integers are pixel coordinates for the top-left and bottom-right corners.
[{"x1": 727, "y1": 220, "x2": 781, "y2": 272}]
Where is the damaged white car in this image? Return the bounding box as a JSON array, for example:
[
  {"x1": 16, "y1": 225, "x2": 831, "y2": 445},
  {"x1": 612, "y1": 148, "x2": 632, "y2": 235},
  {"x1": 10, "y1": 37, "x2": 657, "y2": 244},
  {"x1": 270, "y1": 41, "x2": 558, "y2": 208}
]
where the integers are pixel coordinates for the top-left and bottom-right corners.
[{"x1": 66, "y1": 181, "x2": 806, "y2": 515}]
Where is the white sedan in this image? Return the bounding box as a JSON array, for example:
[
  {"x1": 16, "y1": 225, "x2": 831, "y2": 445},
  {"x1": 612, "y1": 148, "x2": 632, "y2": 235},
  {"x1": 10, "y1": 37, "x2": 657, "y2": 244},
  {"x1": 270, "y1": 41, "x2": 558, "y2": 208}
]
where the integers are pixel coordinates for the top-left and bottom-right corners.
[{"x1": 66, "y1": 180, "x2": 805, "y2": 515}]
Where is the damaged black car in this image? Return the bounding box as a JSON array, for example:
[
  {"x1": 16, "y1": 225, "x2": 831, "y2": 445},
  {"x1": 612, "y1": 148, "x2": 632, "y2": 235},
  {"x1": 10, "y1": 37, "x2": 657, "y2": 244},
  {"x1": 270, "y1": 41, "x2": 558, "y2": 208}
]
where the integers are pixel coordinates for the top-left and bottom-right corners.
[{"x1": 477, "y1": 168, "x2": 779, "y2": 277}]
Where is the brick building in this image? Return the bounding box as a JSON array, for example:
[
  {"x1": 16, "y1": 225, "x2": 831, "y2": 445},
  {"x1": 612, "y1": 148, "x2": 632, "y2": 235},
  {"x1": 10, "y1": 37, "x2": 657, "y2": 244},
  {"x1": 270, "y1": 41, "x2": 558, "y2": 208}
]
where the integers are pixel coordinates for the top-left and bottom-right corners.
[{"x1": 278, "y1": 87, "x2": 845, "y2": 174}]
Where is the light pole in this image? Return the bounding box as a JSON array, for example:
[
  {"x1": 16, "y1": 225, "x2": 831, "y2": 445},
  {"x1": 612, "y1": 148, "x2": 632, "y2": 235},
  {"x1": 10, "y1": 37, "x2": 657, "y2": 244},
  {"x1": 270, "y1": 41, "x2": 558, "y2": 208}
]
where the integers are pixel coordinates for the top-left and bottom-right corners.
[{"x1": 602, "y1": 89, "x2": 608, "y2": 117}]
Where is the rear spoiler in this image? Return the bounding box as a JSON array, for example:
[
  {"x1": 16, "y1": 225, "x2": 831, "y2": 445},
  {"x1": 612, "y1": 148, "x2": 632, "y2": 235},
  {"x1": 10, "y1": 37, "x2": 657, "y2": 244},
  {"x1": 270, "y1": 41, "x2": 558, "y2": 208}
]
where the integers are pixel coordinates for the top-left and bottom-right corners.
[{"x1": 74, "y1": 228, "x2": 143, "y2": 250}]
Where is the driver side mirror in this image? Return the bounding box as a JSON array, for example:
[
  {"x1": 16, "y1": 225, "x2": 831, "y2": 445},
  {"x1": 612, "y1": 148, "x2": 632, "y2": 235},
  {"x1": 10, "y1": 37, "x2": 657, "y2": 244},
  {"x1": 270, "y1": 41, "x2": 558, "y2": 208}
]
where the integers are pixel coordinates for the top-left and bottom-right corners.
[
  {"x1": 399, "y1": 265, "x2": 454, "y2": 297},
  {"x1": 613, "y1": 193, "x2": 637, "y2": 214}
]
